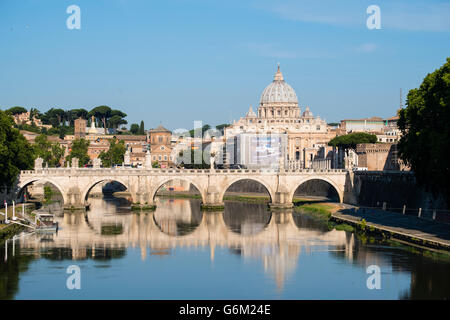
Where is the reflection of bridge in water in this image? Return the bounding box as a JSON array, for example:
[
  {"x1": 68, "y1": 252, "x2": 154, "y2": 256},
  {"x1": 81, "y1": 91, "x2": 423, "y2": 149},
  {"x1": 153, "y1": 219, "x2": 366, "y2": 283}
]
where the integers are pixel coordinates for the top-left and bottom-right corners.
[{"x1": 17, "y1": 198, "x2": 356, "y2": 290}]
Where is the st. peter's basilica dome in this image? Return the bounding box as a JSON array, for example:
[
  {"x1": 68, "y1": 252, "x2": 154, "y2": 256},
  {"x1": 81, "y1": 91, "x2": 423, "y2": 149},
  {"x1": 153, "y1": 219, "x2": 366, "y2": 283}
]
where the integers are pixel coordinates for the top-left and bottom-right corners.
[{"x1": 260, "y1": 65, "x2": 298, "y2": 105}]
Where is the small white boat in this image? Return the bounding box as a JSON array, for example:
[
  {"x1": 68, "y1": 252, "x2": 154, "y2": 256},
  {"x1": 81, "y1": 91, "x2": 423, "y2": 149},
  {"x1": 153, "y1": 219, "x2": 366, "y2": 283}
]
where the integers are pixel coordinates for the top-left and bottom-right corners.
[{"x1": 36, "y1": 213, "x2": 58, "y2": 233}]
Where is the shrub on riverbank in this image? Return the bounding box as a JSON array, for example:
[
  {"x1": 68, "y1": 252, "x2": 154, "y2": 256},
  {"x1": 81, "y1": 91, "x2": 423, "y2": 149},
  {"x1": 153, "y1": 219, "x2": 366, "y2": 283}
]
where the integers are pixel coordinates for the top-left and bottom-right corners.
[{"x1": 0, "y1": 223, "x2": 25, "y2": 240}]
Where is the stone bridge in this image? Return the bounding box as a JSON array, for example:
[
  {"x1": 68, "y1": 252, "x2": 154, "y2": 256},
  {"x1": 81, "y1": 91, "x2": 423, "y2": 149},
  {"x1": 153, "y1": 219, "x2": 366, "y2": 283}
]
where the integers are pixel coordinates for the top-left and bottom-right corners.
[{"x1": 17, "y1": 165, "x2": 351, "y2": 210}]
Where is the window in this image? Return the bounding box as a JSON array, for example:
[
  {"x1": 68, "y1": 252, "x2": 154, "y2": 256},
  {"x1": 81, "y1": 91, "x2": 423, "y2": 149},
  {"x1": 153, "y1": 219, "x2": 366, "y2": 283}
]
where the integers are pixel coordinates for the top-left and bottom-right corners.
[
  {"x1": 164, "y1": 155, "x2": 167, "y2": 160},
  {"x1": 316, "y1": 125, "x2": 320, "y2": 130},
  {"x1": 158, "y1": 136, "x2": 163, "y2": 143},
  {"x1": 161, "y1": 146, "x2": 165, "y2": 150},
  {"x1": 158, "y1": 155, "x2": 162, "y2": 160},
  {"x1": 153, "y1": 156, "x2": 156, "y2": 160}
]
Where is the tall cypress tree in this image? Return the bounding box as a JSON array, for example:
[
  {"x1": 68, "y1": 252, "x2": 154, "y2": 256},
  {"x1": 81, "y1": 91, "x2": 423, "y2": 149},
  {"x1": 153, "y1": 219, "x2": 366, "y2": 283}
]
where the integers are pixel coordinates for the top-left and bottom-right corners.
[{"x1": 139, "y1": 120, "x2": 145, "y2": 135}]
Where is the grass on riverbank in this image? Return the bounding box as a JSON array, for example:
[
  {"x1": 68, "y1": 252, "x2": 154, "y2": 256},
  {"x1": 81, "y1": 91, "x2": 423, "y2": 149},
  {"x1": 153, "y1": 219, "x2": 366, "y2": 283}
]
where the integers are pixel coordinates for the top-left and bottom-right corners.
[
  {"x1": 294, "y1": 202, "x2": 332, "y2": 219},
  {"x1": 0, "y1": 223, "x2": 25, "y2": 241},
  {"x1": 294, "y1": 201, "x2": 354, "y2": 232}
]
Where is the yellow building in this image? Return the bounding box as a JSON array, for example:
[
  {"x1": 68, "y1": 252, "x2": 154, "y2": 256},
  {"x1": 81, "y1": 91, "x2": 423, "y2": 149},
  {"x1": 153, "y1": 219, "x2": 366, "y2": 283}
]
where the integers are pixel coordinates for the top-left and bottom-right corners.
[{"x1": 149, "y1": 125, "x2": 174, "y2": 168}]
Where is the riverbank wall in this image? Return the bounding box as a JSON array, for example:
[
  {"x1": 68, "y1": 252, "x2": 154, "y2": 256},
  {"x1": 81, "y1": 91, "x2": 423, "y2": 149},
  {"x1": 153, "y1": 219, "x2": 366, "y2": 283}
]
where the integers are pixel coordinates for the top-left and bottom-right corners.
[{"x1": 347, "y1": 171, "x2": 448, "y2": 221}]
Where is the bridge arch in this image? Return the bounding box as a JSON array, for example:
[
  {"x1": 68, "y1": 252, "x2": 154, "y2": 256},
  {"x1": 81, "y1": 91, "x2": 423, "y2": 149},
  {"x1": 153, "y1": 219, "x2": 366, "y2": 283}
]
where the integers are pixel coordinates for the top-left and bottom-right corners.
[
  {"x1": 151, "y1": 178, "x2": 207, "y2": 204},
  {"x1": 289, "y1": 176, "x2": 343, "y2": 203},
  {"x1": 17, "y1": 178, "x2": 67, "y2": 204},
  {"x1": 219, "y1": 177, "x2": 275, "y2": 204},
  {"x1": 81, "y1": 178, "x2": 131, "y2": 203}
]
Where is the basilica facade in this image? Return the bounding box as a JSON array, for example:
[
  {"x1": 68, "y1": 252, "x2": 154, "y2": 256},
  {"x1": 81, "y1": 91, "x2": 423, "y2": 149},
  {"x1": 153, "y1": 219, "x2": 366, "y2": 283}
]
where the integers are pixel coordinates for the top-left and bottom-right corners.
[{"x1": 223, "y1": 66, "x2": 336, "y2": 169}]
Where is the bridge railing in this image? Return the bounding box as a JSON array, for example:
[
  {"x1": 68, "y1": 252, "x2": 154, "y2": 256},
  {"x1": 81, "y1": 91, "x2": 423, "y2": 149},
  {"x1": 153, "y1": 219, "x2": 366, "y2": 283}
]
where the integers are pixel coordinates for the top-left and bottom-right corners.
[{"x1": 20, "y1": 167, "x2": 348, "y2": 175}]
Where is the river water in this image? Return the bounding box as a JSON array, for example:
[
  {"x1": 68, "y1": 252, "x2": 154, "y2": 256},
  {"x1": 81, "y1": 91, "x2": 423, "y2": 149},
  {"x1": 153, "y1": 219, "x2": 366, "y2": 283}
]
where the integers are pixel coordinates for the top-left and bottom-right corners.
[{"x1": 1, "y1": 197, "x2": 449, "y2": 300}]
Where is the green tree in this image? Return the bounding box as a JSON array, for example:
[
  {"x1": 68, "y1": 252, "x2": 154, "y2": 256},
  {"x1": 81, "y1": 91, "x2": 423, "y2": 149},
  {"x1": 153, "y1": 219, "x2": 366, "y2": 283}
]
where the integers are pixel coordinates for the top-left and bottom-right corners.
[
  {"x1": 139, "y1": 120, "x2": 145, "y2": 135},
  {"x1": 67, "y1": 108, "x2": 88, "y2": 126},
  {"x1": 328, "y1": 132, "x2": 377, "y2": 154},
  {"x1": 41, "y1": 108, "x2": 67, "y2": 127},
  {"x1": 152, "y1": 161, "x2": 160, "y2": 168},
  {"x1": 398, "y1": 57, "x2": 450, "y2": 205},
  {"x1": 88, "y1": 106, "x2": 112, "y2": 134},
  {"x1": 66, "y1": 138, "x2": 90, "y2": 167},
  {"x1": 99, "y1": 139, "x2": 126, "y2": 167},
  {"x1": 215, "y1": 123, "x2": 230, "y2": 134},
  {"x1": 50, "y1": 142, "x2": 65, "y2": 166},
  {"x1": 111, "y1": 109, "x2": 127, "y2": 119},
  {"x1": 0, "y1": 110, "x2": 35, "y2": 189},
  {"x1": 33, "y1": 134, "x2": 65, "y2": 167},
  {"x1": 6, "y1": 106, "x2": 27, "y2": 115},
  {"x1": 108, "y1": 115, "x2": 128, "y2": 132},
  {"x1": 130, "y1": 123, "x2": 139, "y2": 135},
  {"x1": 29, "y1": 107, "x2": 41, "y2": 120},
  {"x1": 44, "y1": 185, "x2": 53, "y2": 204}
]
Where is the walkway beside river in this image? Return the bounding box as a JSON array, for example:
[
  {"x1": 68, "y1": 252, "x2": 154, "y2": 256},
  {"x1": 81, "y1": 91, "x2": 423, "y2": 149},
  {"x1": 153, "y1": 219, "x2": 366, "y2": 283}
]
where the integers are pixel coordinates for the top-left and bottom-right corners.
[{"x1": 332, "y1": 207, "x2": 450, "y2": 251}]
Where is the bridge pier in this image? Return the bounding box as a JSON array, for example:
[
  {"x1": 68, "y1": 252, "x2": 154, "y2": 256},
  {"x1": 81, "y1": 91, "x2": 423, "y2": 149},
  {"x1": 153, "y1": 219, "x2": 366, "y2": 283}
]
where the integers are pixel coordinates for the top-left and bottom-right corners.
[
  {"x1": 130, "y1": 189, "x2": 157, "y2": 211},
  {"x1": 201, "y1": 188, "x2": 224, "y2": 210},
  {"x1": 64, "y1": 187, "x2": 85, "y2": 211},
  {"x1": 201, "y1": 184, "x2": 225, "y2": 211},
  {"x1": 270, "y1": 184, "x2": 293, "y2": 209}
]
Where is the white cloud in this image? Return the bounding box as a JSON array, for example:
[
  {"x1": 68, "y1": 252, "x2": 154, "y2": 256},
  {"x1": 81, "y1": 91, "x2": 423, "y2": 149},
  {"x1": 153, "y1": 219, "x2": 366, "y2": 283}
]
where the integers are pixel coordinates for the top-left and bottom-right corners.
[{"x1": 254, "y1": 0, "x2": 450, "y2": 32}]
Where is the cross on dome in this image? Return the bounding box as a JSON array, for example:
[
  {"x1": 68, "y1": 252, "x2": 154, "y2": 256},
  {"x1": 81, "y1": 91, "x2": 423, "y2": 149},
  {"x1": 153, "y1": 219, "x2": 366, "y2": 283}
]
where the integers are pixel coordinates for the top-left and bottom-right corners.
[{"x1": 274, "y1": 63, "x2": 284, "y2": 81}]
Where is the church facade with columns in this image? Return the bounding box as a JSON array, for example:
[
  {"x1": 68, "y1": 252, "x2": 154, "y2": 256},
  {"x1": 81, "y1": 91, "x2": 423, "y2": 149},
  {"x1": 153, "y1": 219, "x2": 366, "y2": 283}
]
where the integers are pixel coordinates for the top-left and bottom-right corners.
[{"x1": 224, "y1": 66, "x2": 336, "y2": 169}]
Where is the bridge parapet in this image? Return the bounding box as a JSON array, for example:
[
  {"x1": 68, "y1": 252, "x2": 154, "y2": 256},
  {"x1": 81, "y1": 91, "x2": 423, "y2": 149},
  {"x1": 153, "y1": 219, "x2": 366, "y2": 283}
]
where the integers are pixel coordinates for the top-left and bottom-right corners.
[{"x1": 20, "y1": 167, "x2": 347, "y2": 176}]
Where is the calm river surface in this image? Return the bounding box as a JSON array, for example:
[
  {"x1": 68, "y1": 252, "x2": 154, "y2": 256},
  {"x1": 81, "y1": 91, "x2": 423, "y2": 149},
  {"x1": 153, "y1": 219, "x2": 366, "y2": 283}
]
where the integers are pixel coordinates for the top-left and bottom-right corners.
[{"x1": 1, "y1": 197, "x2": 449, "y2": 299}]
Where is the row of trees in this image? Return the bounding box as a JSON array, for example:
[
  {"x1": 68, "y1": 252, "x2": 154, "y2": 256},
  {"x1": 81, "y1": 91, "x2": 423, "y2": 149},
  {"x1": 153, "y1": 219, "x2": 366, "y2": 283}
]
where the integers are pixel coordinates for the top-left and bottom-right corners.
[{"x1": 5, "y1": 105, "x2": 129, "y2": 136}]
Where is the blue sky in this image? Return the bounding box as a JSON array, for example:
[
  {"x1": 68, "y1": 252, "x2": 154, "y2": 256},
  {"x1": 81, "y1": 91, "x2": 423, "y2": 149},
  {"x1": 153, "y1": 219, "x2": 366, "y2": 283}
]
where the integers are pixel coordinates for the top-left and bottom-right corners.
[{"x1": 1, "y1": 0, "x2": 449, "y2": 130}]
